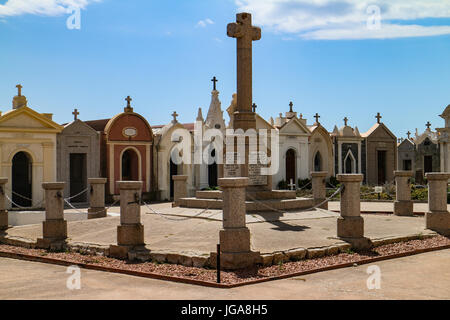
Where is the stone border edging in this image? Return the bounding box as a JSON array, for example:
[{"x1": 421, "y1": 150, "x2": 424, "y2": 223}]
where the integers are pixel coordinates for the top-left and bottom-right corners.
[{"x1": 1, "y1": 242, "x2": 449, "y2": 289}]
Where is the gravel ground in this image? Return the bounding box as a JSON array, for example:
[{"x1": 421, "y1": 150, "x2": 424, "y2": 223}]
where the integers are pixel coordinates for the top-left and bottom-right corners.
[{"x1": 1, "y1": 236, "x2": 449, "y2": 285}]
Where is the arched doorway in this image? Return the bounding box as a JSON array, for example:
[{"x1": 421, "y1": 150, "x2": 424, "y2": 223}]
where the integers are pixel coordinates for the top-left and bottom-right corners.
[
  {"x1": 285, "y1": 149, "x2": 296, "y2": 186},
  {"x1": 344, "y1": 151, "x2": 356, "y2": 174},
  {"x1": 121, "y1": 149, "x2": 139, "y2": 181},
  {"x1": 208, "y1": 149, "x2": 218, "y2": 188},
  {"x1": 12, "y1": 152, "x2": 32, "y2": 207},
  {"x1": 314, "y1": 151, "x2": 322, "y2": 172}
]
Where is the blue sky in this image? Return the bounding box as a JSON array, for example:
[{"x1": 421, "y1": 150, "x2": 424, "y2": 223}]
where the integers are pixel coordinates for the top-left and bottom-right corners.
[{"x1": 1, "y1": 0, "x2": 449, "y2": 138}]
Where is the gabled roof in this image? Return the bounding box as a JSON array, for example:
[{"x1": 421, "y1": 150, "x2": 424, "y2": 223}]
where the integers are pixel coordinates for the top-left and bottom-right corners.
[
  {"x1": 85, "y1": 119, "x2": 110, "y2": 132},
  {"x1": 278, "y1": 116, "x2": 310, "y2": 135},
  {"x1": 440, "y1": 104, "x2": 450, "y2": 119},
  {"x1": 362, "y1": 122, "x2": 396, "y2": 140},
  {"x1": 62, "y1": 119, "x2": 99, "y2": 135},
  {"x1": 0, "y1": 106, "x2": 63, "y2": 133}
]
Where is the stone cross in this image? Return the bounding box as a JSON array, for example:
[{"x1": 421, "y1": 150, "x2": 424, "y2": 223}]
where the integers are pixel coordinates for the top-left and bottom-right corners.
[
  {"x1": 211, "y1": 76, "x2": 218, "y2": 91},
  {"x1": 376, "y1": 112, "x2": 382, "y2": 124},
  {"x1": 125, "y1": 96, "x2": 132, "y2": 108},
  {"x1": 407, "y1": 131, "x2": 411, "y2": 139},
  {"x1": 227, "y1": 13, "x2": 261, "y2": 114},
  {"x1": 252, "y1": 103, "x2": 257, "y2": 113},
  {"x1": 288, "y1": 179, "x2": 296, "y2": 191},
  {"x1": 72, "y1": 108, "x2": 79, "y2": 120},
  {"x1": 289, "y1": 101, "x2": 294, "y2": 112},
  {"x1": 16, "y1": 84, "x2": 22, "y2": 96},
  {"x1": 426, "y1": 121, "x2": 431, "y2": 130},
  {"x1": 172, "y1": 111, "x2": 179, "y2": 123},
  {"x1": 314, "y1": 113, "x2": 320, "y2": 124},
  {"x1": 344, "y1": 117, "x2": 348, "y2": 126}
]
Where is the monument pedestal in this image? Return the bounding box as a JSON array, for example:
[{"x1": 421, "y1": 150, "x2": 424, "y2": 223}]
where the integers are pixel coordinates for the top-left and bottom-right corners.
[
  {"x1": 426, "y1": 211, "x2": 450, "y2": 236},
  {"x1": 88, "y1": 208, "x2": 107, "y2": 219},
  {"x1": 0, "y1": 210, "x2": 8, "y2": 230},
  {"x1": 394, "y1": 200, "x2": 414, "y2": 216}
]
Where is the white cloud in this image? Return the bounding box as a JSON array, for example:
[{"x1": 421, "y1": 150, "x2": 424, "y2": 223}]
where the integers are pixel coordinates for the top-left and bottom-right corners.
[
  {"x1": 0, "y1": 0, "x2": 101, "y2": 17},
  {"x1": 196, "y1": 18, "x2": 214, "y2": 28},
  {"x1": 235, "y1": 0, "x2": 450, "y2": 40}
]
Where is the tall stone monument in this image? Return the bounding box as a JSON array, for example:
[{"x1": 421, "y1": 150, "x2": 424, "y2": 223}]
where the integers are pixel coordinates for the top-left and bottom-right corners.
[{"x1": 226, "y1": 13, "x2": 272, "y2": 192}]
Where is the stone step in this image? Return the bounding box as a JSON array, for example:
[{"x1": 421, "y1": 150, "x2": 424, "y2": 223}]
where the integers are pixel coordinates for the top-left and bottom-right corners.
[
  {"x1": 195, "y1": 190, "x2": 297, "y2": 201},
  {"x1": 178, "y1": 197, "x2": 314, "y2": 212}
]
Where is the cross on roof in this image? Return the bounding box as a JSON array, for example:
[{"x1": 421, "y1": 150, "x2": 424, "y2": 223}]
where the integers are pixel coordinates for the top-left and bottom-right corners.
[
  {"x1": 376, "y1": 112, "x2": 382, "y2": 124},
  {"x1": 16, "y1": 84, "x2": 22, "y2": 96},
  {"x1": 172, "y1": 111, "x2": 179, "y2": 122},
  {"x1": 426, "y1": 121, "x2": 431, "y2": 130},
  {"x1": 343, "y1": 117, "x2": 348, "y2": 126},
  {"x1": 289, "y1": 101, "x2": 294, "y2": 112},
  {"x1": 252, "y1": 103, "x2": 257, "y2": 113},
  {"x1": 125, "y1": 96, "x2": 132, "y2": 107},
  {"x1": 314, "y1": 113, "x2": 320, "y2": 124},
  {"x1": 407, "y1": 131, "x2": 411, "y2": 139},
  {"x1": 72, "y1": 108, "x2": 79, "y2": 120},
  {"x1": 211, "y1": 76, "x2": 218, "y2": 91}
]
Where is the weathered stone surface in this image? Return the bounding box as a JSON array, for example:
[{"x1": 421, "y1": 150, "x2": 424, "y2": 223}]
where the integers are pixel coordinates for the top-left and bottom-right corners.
[
  {"x1": 0, "y1": 211, "x2": 8, "y2": 230},
  {"x1": 259, "y1": 254, "x2": 273, "y2": 266},
  {"x1": 272, "y1": 252, "x2": 288, "y2": 265},
  {"x1": 311, "y1": 171, "x2": 327, "y2": 209},
  {"x1": 173, "y1": 175, "x2": 188, "y2": 207},
  {"x1": 394, "y1": 200, "x2": 414, "y2": 216},
  {"x1": 286, "y1": 248, "x2": 307, "y2": 261},
  {"x1": 337, "y1": 216, "x2": 364, "y2": 238},
  {"x1": 117, "y1": 224, "x2": 144, "y2": 246},
  {"x1": 325, "y1": 245, "x2": 340, "y2": 256},
  {"x1": 394, "y1": 171, "x2": 413, "y2": 216},
  {"x1": 219, "y1": 228, "x2": 251, "y2": 252},
  {"x1": 191, "y1": 255, "x2": 208, "y2": 268},
  {"x1": 42, "y1": 182, "x2": 66, "y2": 220},
  {"x1": 117, "y1": 181, "x2": 143, "y2": 225},
  {"x1": 306, "y1": 248, "x2": 326, "y2": 259},
  {"x1": 337, "y1": 174, "x2": 363, "y2": 217},
  {"x1": 220, "y1": 251, "x2": 260, "y2": 270},
  {"x1": 88, "y1": 178, "x2": 107, "y2": 217},
  {"x1": 425, "y1": 173, "x2": 450, "y2": 235}
]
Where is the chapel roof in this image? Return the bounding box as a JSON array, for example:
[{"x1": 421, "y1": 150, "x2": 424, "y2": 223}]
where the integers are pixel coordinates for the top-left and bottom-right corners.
[{"x1": 84, "y1": 119, "x2": 110, "y2": 132}]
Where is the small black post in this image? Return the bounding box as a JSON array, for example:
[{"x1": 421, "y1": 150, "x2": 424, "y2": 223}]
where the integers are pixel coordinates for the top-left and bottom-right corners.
[{"x1": 216, "y1": 244, "x2": 221, "y2": 284}]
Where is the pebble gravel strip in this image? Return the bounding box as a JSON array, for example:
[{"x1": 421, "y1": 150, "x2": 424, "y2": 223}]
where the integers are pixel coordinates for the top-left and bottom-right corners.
[{"x1": 0, "y1": 235, "x2": 449, "y2": 287}]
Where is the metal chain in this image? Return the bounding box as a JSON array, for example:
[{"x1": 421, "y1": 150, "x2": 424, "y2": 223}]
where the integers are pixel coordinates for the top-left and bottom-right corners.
[
  {"x1": 143, "y1": 200, "x2": 213, "y2": 221},
  {"x1": 5, "y1": 193, "x2": 45, "y2": 209},
  {"x1": 64, "y1": 188, "x2": 89, "y2": 201}
]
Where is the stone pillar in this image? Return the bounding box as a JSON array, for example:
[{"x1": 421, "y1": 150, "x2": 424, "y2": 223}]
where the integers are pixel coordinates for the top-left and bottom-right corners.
[
  {"x1": 217, "y1": 177, "x2": 259, "y2": 270},
  {"x1": 37, "y1": 182, "x2": 67, "y2": 249},
  {"x1": 110, "y1": 181, "x2": 145, "y2": 259},
  {"x1": 425, "y1": 173, "x2": 450, "y2": 235},
  {"x1": 311, "y1": 172, "x2": 327, "y2": 209},
  {"x1": 172, "y1": 175, "x2": 188, "y2": 207},
  {"x1": 0, "y1": 178, "x2": 8, "y2": 230},
  {"x1": 337, "y1": 174, "x2": 372, "y2": 250},
  {"x1": 394, "y1": 171, "x2": 413, "y2": 216},
  {"x1": 87, "y1": 178, "x2": 107, "y2": 219}
]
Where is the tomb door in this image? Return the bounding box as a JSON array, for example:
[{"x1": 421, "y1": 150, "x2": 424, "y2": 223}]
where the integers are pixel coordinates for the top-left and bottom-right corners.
[
  {"x1": 424, "y1": 156, "x2": 433, "y2": 174},
  {"x1": 70, "y1": 153, "x2": 87, "y2": 203},
  {"x1": 122, "y1": 149, "x2": 139, "y2": 181},
  {"x1": 12, "y1": 152, "x2": 32, "y2": 207},
  {"x1": 377, "y1": 150, "x2": 387, "y2": 185},
  {"x1": 208, "y1": 149, "x2": 218, "y2": 188},
  {"x1": 314, "y1": 151, "x2": 322, "y2": 172},
  {"x1": 170, "y1": 158, "x2": 178, "y2": 198},
  {"x1": 285, "y1": 149, "x2": 296, "y2": 184}
]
